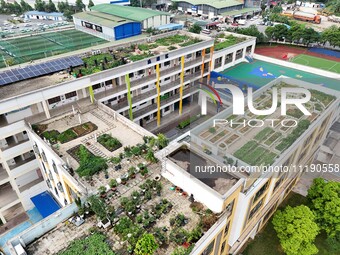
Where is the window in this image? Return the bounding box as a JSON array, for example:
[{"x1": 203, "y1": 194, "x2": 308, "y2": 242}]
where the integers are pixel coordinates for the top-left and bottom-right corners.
[
  {"x1": 65, "y1": 91, "x2": 77, "y2": 99},
  {"x1": 129, "y1": 72, "x2": 134, "y2": 78},
  {"x1": 274, "y1": 173, "x2": 286, "y2": 191},
  {"x1": 52, "y1": 160, "x2": 58, "y2": 174},
  {"x1": 156, "y1": 56, "x2": 160, "y2": 61},
  {"x1": 92, "y1": 84, "x2": 101, "y2": 90},
  {"x1": 57, "y1": 182, "x2": 64, "y2": 193},
  {"x1": 186, "y1": 54, "x2": 192, "y2": 59},
  {"x1": 226, "y1": 200, "x2": 234, "y2": 213},
  {"x1": 164, "y1": 61, "x2": 170, "y2": 66},
  {"x1": 54, "y1": 187, "x2": 59, "y2": 197},
  {"x1": 142, "y1": 85, "x2": 149, "y2": 90},
  {"x1": 253, "y1": 181, "x2": 269, "y2": 203},
  {"x1": 224, "y1": 221, "x2": 230, "y2": 237},
  {"x1": 41, "y1": 151, "x2": 47, "y2": 163},
  {"x1": 220, "y1": 240, "x2": 227, "y2": 254},
  {"x1": 95, "y1": 25, "x2": 102, "y2": 33},
  {"x1": 105, "y1": 80, "x2": 112, "y2": 86},
  {"x1": 164, "y1": 106, "x2": 170, "y2": 112},
  {"x1": 84, "y1": 22, "x2": 93, "y2": 29},
  {"x1": 164, "y1": 77, "x2": 170, "y2": 81},
  {"x1": 49, "y1": 171, "x2": 54, "y2": 181},
  {"x1": 138, "y1": 69, "x2": 145, "y2": 75},
  {"x1": 248, "y1": 198, "x2": 264, "y2": 221},
  {"x1": 48, "y1": 96, "x2": 61, "y2": 105},
  {"x1": 46, "y1": 180, "x2": 52, "y2": 188},
  {"x1": 201, "y1": 240, "x2": 214, "y2": 255}
]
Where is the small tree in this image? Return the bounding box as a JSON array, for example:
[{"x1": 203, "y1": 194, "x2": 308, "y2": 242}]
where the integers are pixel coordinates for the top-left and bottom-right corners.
[
  {"x1": 88, "y1": 0, "x2": 94, "y2": 9},
  {"x1": 87, "y1": 195, "x2": 107, "y2": 220},
  {"x1": 156, "y1": 133, "x2": 168, "y2": 149},
  {"x1": 272, "y1": 205, "x2": 319, "y2": 255},
  {"x1": 134, "y1": 233, "x2": 158, "y2": 255},
  {"x1": 189, "y1": 24, "x2": 202, "y2": 34},
  {"x1": 307, "y1": 178, "x2": 340, "y2": 238}
]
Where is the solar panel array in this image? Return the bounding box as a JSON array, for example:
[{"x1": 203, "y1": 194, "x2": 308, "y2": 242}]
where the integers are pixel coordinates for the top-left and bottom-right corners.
[{"x1": 0, "y1": 56, "x2": 84, "y2": 86}]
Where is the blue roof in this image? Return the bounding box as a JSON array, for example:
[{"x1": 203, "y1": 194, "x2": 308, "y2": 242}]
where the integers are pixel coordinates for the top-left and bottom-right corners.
[
  {"x1": 156, "y1": 23, "x2": 183, "y2": 30},
  {"x1": 25, "y1": 11, "x2": 64, "y2": 17},
  {"x1": 31, "y1": 191, "x2": 61, "y2": 218}
]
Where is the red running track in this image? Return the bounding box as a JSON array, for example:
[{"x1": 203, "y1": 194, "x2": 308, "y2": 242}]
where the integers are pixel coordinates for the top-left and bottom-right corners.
[{"x1": 255, "y1": 45, "x2": 340, "y2": 62}]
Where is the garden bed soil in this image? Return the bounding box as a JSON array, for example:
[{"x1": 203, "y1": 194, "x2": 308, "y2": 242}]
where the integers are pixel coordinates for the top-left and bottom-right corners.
[{"x1": 67, "y1": 145, "x2": 95, "y2": 163}]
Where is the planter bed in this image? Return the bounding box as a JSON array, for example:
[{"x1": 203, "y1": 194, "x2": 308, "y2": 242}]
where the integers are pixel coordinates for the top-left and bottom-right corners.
[
  {"x1": 239, "y1": 125, "x2": 251, "y2": 134},
  {"x1": 97, "y1": 134, "x2": 122, "y2": 152},
  {"x1": 41, "y1": 130, "x2": 60, "y2": 144},
  {"x1": 241, "y1": 146, "x2": 267, "y2": 165},
  {"x1": 67, "y1": 145, "x2": 95, "y2": 163},
  {"x1": 258, "y1": 152, "x2": 277, "y2": 166},
  {"x1": 264, "y1": 132, "x2": 282, "y2": 146},
  {"x1": 225, "y1": 134, "x2": 239, "y2": 145},
  {"x1": 234, "y1": 140, "x2": 258, "y2": 159},
  {"x1": 254, "y1": 128, "x2": 274, "y2": 141},
  {"x1": 209, "y1": 130, "x2": 229, "y2": 143},
  {"x1": 286, "y1": 108, "x2": 304, "y2": 119}
]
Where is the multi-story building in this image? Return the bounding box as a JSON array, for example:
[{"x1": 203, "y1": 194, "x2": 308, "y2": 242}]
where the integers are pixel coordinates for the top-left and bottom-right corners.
[
  {"x1": 159, "y1": 77, "x2": 340, "y2": 254},
  {"x1": 0, "y1": 30, "x2": 255, "y2": 233}
]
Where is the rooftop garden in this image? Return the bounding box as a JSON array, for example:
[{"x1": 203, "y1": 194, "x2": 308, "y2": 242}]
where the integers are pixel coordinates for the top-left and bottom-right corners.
[
  {"x1": 36, "y1": 122, "x2": 98, "y2": 144},
  {"x1": 68, "y1": 34, "x2": 202, "y2": 78},
  {"x1": 214, "y1": 34, "x2": 247, "y2": 51}
]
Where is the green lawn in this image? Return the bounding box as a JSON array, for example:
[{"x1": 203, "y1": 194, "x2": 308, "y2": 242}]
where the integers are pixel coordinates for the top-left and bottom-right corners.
[
  {"x1": 290, "y1": 54, "x2": 340, "y2": 74},
  {"x1": 242, "y1": 192, "x2": 339, "y2": 255}
]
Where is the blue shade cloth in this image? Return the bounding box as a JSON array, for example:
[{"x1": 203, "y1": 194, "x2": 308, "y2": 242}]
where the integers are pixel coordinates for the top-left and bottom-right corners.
[{"x1": 30, "y1": 191, "x2": 61, "y2": 218}]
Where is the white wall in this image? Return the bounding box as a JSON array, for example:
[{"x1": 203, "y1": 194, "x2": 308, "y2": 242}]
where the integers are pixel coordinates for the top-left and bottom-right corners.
[{"x1": 20, "y1": 181, "x2": 47, "y2": 210}]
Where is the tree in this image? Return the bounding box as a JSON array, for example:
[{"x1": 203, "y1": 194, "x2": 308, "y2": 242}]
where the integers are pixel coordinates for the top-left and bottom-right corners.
[
  {"x1": 46, "y1": 0, "x2": 57, "y2": 12},
  {"x1": 134, "y1": 233, "x2": 158, "y2": 255},
  {"x1": 301, "y1": 27, "x2": 320, "y2": 47},
  {"x1": 321, "y1": 25, "x2": 340, "y2": 47},
  {"x1": 234, "y1": 25, "x2": 265, "y2": 43},
  {"x1": 87, "y1": 195, "x2": 107, "y2": 220},
  {"x1": 189, "y1": 24, "x2": 202, "y2": 34},
  {"x1": 307, "y1": 178, "x2": 340, "y2": 238},
  {"x1": 272, "y1": 205, "x2": 319, "y2": 255},
  {"x1": 88, "y1": 0, "x2": 94, "y2": 9},
  {"x1": 75, "y1": 0, "x2": 85, "y2": 12},
  {"x1": 20, "y1": 0, "x2": 33, "y2": 12},
  {"x1": 35, "y1": 0, "x2": 46, "y2": 12}
]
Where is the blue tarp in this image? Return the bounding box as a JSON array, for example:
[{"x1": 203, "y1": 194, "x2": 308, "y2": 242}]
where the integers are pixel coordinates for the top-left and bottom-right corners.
[
  {"x1": 31, "y1": 191, "x2": 61, "y2": 218},
  {"x1": 156, "y1": 23, "x2": 183, "y2": 31}
]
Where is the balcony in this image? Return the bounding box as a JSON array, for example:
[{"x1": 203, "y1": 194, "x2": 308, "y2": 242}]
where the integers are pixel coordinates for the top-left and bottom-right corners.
[
  {"x1": 18, "y1": 176, "x2": 44, "y2": 193},
  {"x1": 111, "y1": 70, "x2": 204, "y2": 111},
  {"x1": 8, "y1": 154, "x2": 36, "y2": 170},
  {"x1": 132, "y1": 84, "x2": 199, "y2": 120},
  {"x1": 0, "y1": 167, "x2": 9, "y2": 184},
  {"x1": 0, "y1": 183, "x2": 19, "y2": 209}
]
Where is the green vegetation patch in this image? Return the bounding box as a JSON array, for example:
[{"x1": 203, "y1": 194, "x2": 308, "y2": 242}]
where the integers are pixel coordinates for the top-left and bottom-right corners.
[
  {"x1": 97, "y1": 134, "x2": 122, "y2": 152},
  {"x1": 58, "y1": 233, "x2": 116, "y2": 255},
  {"x1": 214, "y1": 35, "x2": 246, "y2": 51},
  {"x1": 310, "y1": 89, "x2": 336, "y2": 107},
  {"x1": 254, "y1": 128, "x2": 274, "y2": 141},
  {"x1": 155, "y1": 34, "x2": 190, "y2": 46},
  {"x1": 276, "y1": 119, "x2": 310, "y2": 151},
  {"x1": 76, "y1": 145, "x2": 108, "y2": 177}
]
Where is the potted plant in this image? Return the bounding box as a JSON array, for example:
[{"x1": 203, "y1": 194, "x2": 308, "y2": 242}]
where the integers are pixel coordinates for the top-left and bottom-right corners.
[
  {"x1": 132, "y1": 190, "x2": 140, "y2": 200},
  {"x1": 109, "y1": 179, "x2": 118, "y2": 191},
  {"x1": 78, "y1": 206, "x2": 85, "y2": 218},
  {"x1": 145, "y1": 190, "x2": 152, "y2": 200},
  {"x1": 98, "y1": 186, "x2": 107, "y2": 198},
  {"x1": 128, "y1": 167, "x2": 136, "y2": 179},
  {"x1": 110, "y1": 156, "x2": 121, "y2": 164},
  {"x1": 104, "y1": 169, "x2": 109, "y2": 179},
  {"x1": 141, "y1": 167, "x2": 149, "y2": 177},
  {"x1": 136, "y1": 215, "x2": 143, "y2": 224}
]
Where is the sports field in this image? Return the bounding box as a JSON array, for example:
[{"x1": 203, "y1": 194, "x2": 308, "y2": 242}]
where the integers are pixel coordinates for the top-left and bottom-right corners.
[
  {"x1": 255, "y1": 45, "x2": 340, "y2": 74},
  {"x1": 0, "y1": 29, "x2": 107, "y2": 68},
  {"x1": 215, "y1": 60, "x2": 339, "y2": 91},
  {"x1": 290, "y1": 54, "x2": 340, "y2": 74}
]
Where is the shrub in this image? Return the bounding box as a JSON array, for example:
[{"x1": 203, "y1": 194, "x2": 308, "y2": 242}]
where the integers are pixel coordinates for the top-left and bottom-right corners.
[
  {"x1": 97, "y1": 134, "x2": 122, "y2": 152},
  {"x1": 76, "y1": 145, "x2": 108, "y2": 177},
  {"x1": 58, "y1": 129, "x2": 77, "y2": 143}
]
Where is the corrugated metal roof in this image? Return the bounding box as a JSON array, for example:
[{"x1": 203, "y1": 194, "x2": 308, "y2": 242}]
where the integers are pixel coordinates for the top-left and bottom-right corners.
[
  {"x1": 90, "y1": 4, "x2": 170, "y2": 22},
  {"x1": 220, "y1": 7, "x2": 261, "y2": 16},
  {"x1": 172, "y1": 0, "x2": 243, "y2": 9},
  {"x1": 73, "y1": 12, "x2": 133, "y2": 28}
]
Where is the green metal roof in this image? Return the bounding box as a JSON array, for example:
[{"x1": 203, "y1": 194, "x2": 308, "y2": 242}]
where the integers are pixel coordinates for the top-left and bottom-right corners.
[
  {"x1": 173, "y1": 0, "x2": 244, "y2": 9},
  {"x1": 220, "y1": 7, "x2": 261, "y2": 16},
  {"x1": 90, "y1": 4, "x2": 170, "y2": 22},
  {"x1": 73, "y1": 12, "x2": 133, "y2": 27}
]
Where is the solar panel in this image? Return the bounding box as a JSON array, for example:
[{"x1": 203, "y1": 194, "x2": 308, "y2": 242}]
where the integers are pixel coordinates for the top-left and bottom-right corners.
[{"x1": 0, "y1": 56, "x2": 84, "y2": 86}]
